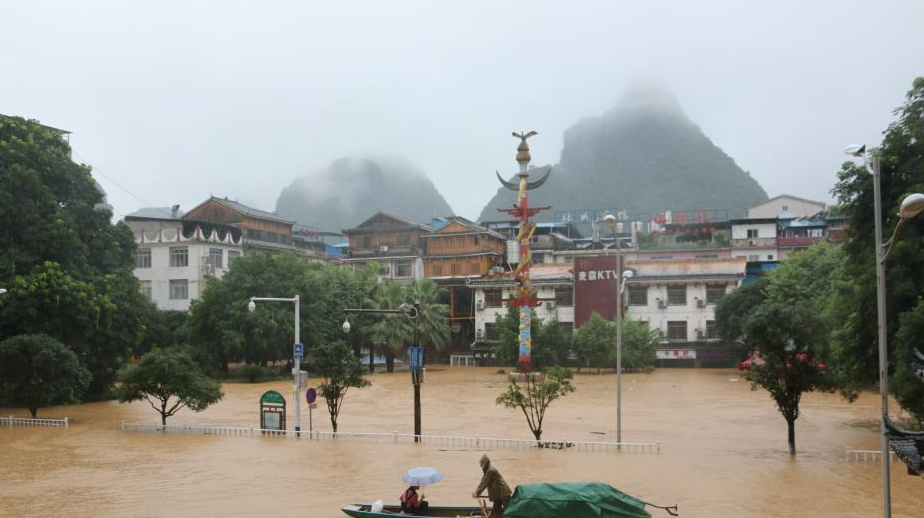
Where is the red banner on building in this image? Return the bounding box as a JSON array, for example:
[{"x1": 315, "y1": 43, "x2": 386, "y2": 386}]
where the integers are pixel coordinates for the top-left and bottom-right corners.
[{"x1": 574, "y1": 255, "x2": 618, "y2": 327}]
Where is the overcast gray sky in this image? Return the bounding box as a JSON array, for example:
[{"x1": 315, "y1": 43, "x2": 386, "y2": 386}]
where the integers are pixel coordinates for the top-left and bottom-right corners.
[{"x1": 2, "y1": 1, "x2": 921, "y2": 227}]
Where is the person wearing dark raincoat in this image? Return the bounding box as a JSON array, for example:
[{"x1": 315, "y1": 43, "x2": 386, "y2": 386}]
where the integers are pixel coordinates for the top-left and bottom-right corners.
[{"x1": 471, "y1": 454, "x2": 511, "y2": 518}]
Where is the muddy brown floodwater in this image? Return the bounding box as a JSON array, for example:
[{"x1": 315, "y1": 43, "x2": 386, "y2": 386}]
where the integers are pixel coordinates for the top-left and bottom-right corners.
[{"x1": 2, "y1": 367, "x2": 923, "y2": 517}]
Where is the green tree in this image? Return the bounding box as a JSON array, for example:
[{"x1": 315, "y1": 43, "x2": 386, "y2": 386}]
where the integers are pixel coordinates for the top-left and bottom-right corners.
[
  {"x1": 0, "y1": 261, "x2": 146, "y2": 396},
  {"x1": 188, "y1": 253, "x2": 362, "y2": 373},
  {"x1": 742, "y1": 301, "x2": 853, "y2": 456},
  {"x1": 617, "y1": 319, "x2": 659, "y2": 371},
  {"x1": 533, "y1": 318, "x2": 573, "y2": 370},
  {"x1": 117, "y1": 348, "x2": 223, "y2": 425},
  {"x1": 715, "y1": 277, "x2": 769, "y2": 350},
  {"x1": 493, "y1": 305, "x2": 528, "y2": 367},
  {"x1": 831, "y1": 77, "x2": 924, "y2": 419},
  {"x1": 312, "y1": 341, "x2": 371, "y2": 432},
  {"x1": 892, "y1": 300, "x2": 924, "y2": 427},
  {"x1": 730, "y1": 242, "x2": 856, "y2": 456},
  {"x1": 366, "y1": 281, "x2": 412, "y2": 373},
  {"x1": 0, "y1": 334, "x2": 91, "y2": 417},
  {"x1": 496, "y1": 366, "x2": 575, "y2": 441},
  {"x1": 574, "y1": 312, "x2": 614, "y2": 372},
  {"x1": 0, "y1": 116, "x2": 146, "y2": 396},
  {"x1": 136, "y1": 307, "x2": 189, "y2": 356},
  {"x1": 406, "y1": 278, "x2": 451, "y2": 354}
]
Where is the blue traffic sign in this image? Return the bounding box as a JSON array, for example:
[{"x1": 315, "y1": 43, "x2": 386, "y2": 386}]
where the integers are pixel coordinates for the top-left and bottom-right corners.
[
  {"x1": 306, "y1": 387, "x2": 317, "y2": 404},
  {"x1": 409, "y1": 346, "x2": 423, "y2": 371},
  {"x1": 294, "y1": 342, "x2": 304, "y2": 360}
]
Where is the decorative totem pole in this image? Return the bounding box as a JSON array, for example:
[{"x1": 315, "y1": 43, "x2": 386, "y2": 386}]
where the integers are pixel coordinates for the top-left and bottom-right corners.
[{"x1": 496, "y1": 131, "x2": 552, "y2": 373}]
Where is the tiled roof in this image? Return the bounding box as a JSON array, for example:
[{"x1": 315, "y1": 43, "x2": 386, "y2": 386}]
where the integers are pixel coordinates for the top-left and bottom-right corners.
[{"x1": 208, "y1": 197, "x2": 294, "y2": 224}]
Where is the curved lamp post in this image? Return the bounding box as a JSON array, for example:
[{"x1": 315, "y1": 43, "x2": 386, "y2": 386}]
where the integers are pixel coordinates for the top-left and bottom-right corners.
[
  {"x1": 342, "y1": 302, "x2": 422, "y2": 441},
  {"x1": 604, "y1": 214, "x2": 635, "y2": 449},
  {"x1": 248, "y1": 295, "x2": 302, "y2": 437},
  {"x1": 845, "y1": 144, "x2": 924, "y2": 518}
]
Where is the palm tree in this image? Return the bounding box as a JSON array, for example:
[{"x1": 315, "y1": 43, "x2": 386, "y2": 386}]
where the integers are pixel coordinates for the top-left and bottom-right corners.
[
  {"x1": 368, "y1": 281, "x2": 412, "y2": 372},
  {"x1": 405, "y1": 279, "x2": 451, "y2": 359}
]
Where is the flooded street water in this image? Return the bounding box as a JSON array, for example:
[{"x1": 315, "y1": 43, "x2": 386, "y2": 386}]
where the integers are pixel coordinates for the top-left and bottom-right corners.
[{"x1": 2, "y1": 367, "x2": 922, "y2": 517}]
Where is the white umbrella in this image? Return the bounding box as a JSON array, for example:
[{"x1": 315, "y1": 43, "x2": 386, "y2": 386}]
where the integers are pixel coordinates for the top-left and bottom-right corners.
[{"x1": 402, "y1": 467, "x2": 444, "y2": 486}]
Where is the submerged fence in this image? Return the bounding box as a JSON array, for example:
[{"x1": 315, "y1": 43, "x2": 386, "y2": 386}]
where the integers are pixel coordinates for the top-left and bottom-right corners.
[
  {"x1": 120, "y1": 422, "x2": 659, "y2": 454},
  {"x1": 1, "y1": 416, "x2": 69, "y2": 428},
  {"x1": 846, "y1": 448, "x2": 897, "y2": 463}
]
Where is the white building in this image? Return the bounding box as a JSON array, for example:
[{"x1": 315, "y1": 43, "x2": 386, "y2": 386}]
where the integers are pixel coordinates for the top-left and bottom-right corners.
[
  {"x1": 125, "y1": 212, "x2": 243, "y2": 311},
  {"x1": 468, "y1": 258, "x2": 746, "y2": 365},
  {"x1": 624, "y1": 259, "x2": 746, "y2": 358},
  {"x1": 747, "y1": 194, "x2": 825, "y2": 219},
  {"x1": 730, "y1": 218, "x2": 778, "y2": 262}
]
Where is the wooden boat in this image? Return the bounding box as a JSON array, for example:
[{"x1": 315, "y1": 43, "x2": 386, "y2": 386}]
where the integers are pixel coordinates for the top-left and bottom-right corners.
[{"x1": 341, "y1": 503, "x2": 483, "y2": 517}]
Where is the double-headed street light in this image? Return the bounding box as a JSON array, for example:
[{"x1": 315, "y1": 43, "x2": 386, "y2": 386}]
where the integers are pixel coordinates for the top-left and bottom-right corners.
[
  {"x1": 845, "y1": 144, "x2": 924, "y2": 518},
  {"x1": 342, "y1": 302, "x2": 422, "y2": 441},
  {"x1": 248, "y1": 295, "x2": 303, "y2": 437}
]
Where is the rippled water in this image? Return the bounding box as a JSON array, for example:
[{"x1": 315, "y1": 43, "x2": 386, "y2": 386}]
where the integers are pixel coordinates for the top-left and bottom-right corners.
[{"x1": 2, "y1": 368, "x2": 922, "y2": 517}]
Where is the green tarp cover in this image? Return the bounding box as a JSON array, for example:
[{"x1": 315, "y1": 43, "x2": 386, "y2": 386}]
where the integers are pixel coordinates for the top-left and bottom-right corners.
[{"x1": 504, "y1": 482, "x2": 651, "y2": 518}]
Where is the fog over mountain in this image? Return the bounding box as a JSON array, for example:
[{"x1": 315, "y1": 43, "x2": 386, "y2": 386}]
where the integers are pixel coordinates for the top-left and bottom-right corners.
[
  {"x1": 479, "y1": 85, "x2": 768, "y2": 222},
  {"x1": 275, "y1": 156, "x2": 454, "y2": 231}
]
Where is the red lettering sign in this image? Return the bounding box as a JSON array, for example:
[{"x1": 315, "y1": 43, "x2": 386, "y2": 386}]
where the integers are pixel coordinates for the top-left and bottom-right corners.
[{"x1": 574, "y1": 256, "x2": 618, "y2": 327}]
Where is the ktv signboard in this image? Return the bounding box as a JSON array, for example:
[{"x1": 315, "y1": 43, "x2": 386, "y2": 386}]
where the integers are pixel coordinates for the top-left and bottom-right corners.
[{"x1": 574, "y1": 256, "x2": 618, "y2": 327}]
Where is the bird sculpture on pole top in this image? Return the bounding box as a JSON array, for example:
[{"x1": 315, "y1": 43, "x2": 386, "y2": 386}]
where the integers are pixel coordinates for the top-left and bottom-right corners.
[{"x1": 496, "y1": 131, "x2": 552, "y2": 373}]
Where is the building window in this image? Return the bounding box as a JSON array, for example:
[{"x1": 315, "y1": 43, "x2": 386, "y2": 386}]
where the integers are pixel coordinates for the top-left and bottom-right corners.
[
  {"x1": 555, "y1": 288, "x2": 573, "y2": 307},
  {"x1": 432, "y1": 263, "x2": 442, "y2": 276},
  {"x1": 228, "y1": 250, "x2": 242, "y2": 265},
  {"x1": 706, "y1": 284, "x2": 726, "y2": 304},
  {"x1": 451, "y1": 263, "x2": 462, "y2": 275},
  {"x1": 767, "y1": 254, "x2": 774, "y2": 261},
  {"x1": 706, "y1": 320, "x2": 719, "y2": 340},
  {"x1": 746, "y1": 229, "x2": 759, "y2": 238},
  {"x1": 558, "y1": 322, "x2": 574, "y2": 335},
  {"x1": 484, "y1": 323, "x2": 499, "y2": 341},
  {"x1": 208, "y1": 248, "x2": 223, "y2": 269},
  {"x1": 135, "y1": 247, "x2": 152, "y2": 268},
  {"x1": 747, "y1": 254, "x2": 759, "y2": 262},
  {"x1": 782, "y1": 204, "x2": 789, "y2": 212},
  {"x1": 484, "y1": 289, "x2": 502, "y2": 307},
  {"x1": 469, "y1": 262, "x2": 480, "y2": 275},
  {"x1": 628, "y1": 286, "x2": 648, "y2": 306},
  {"x1": 169, "y1": 279, "x2": 188, "y2": 300},
  {"x1": 667, "y1": 321, "x2": 687, "y2": 341},
  {"x1": 140, "y1": 280, "x2": 152, "y2": 301},
  {"x1": 397, "y1": 232, "x2": 411, "y2": 247},
  {"x1": 667, "y1": 285, "x2": 686, "y2": 306},
  {"x1": 169, "y1": 246, "x2": 188, "y2": 267},
  {"x1": 395, "y1": 261, "x2": 413, "y2": 278},
  {"x1": 473, "y1": 235, "x2": 480, "y2": 246}
]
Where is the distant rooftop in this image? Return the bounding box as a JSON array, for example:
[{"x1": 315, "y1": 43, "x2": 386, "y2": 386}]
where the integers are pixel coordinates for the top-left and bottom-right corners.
[
  {"x1": 204, "y1": 196, "x2": 295, "y2": 224},
  {"x1": 125, "y1": 206, "x2": 185, "y2": 220}
]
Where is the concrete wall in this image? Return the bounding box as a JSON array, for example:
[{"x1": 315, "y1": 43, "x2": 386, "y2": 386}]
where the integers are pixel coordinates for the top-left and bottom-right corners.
[{"x1": 748, "y1": 196, "x2": 824, "y2": 219}]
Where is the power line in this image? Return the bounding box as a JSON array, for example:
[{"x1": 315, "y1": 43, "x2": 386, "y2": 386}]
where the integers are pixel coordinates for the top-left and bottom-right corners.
[{"x1": 72, "y1": 150, "x2": 173, "y2": 218}]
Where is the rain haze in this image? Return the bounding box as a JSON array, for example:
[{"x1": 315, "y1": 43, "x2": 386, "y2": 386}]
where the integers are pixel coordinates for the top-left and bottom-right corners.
[{"x1": 2, "y1": 0, "x2": 922, "y2": 226}]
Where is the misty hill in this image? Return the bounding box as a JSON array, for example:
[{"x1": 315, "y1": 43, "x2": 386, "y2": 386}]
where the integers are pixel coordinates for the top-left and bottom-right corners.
[
  {"x1": 275, "y1": 156, "x2": 454, "y2": 231},
  {"x1": 478, "y1": 86, "x2": 767, "y2": 222}
]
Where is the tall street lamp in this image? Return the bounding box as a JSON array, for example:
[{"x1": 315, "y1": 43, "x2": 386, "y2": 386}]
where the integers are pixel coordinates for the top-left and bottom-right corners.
[
  {"x1": 604, "y1": 215, "x2": 634, "y2": 449},
  {"x1": 248, "y1": 295, "x2": 303, "y2": 437},
  {"x1": 342, "y1": 302, "x2": 422, "y2": 441},
  {"x1": 845, "y1": 144, "x2": 924, "y2": 518}
]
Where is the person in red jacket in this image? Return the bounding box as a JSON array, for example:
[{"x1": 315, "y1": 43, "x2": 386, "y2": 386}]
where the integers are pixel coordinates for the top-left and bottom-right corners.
[{"x1": 399, "y1": 485, "x2": 429, "y2": 515}]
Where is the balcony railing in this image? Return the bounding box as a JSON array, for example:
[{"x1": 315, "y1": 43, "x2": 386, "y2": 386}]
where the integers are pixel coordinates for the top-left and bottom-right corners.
[{"x1": 778, "y1": 236, "x2": 823, "y2": 247}]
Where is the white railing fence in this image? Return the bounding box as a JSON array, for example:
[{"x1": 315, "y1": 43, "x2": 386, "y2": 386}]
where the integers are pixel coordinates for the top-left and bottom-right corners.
[
  {"x1": 119, "y1": 422, "x2": 660, "y2": 453},
  {"x1": 846, "y1": 448, "x2": 897, "y2": 462},
  {"x1": 1, "y1": 416, "x2": 69, "y2": 428}
]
